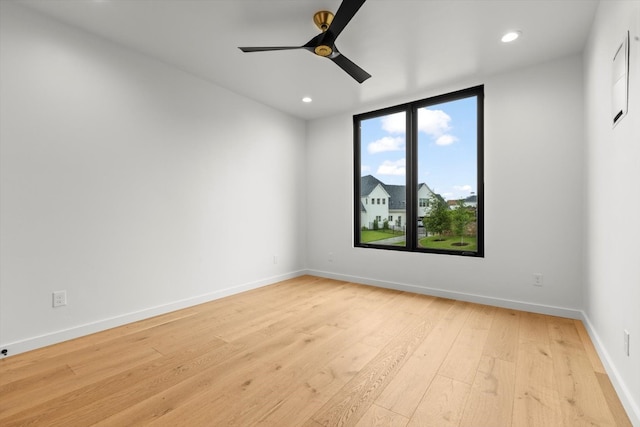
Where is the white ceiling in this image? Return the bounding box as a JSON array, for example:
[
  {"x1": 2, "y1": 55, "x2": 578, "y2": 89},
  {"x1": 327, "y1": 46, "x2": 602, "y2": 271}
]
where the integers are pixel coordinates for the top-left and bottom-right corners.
[{"x1": 16, "y1": 0, "x2": 599, "y2": 120}]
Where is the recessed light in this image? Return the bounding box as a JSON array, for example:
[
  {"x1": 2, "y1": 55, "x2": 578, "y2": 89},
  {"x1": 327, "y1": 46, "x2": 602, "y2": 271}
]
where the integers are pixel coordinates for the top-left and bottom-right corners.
[
  {"x1": 302, "y1": 97, "x2": 312, "y2": 103},
  {"x1": 501, "y1": 31, "x2": 521, "y2": 43}
]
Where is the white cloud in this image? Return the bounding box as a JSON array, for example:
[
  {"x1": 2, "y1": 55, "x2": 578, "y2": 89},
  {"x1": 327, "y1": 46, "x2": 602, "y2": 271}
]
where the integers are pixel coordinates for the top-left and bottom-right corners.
[
  {"x1": 367, "y1": 136, "x2": 405, "y2": 154},
  {"x1": 435, "y1": 134, "x2": 457, "y2": 146},
  {"x1": 417, "y1": 108, "x2": 459, "y2": 146},
  {"x1": 418, "y1": 108, "x2": 452, "y2": 137},
  {"x1": 377, "y1": 159, "x2": 406, "y2": 176},
  {"x1": 381, "y1": 112, "x2": 406, "y2": 134},
  {"x1": 361, "y1": 165, "x2": 371, "y2": 173}
]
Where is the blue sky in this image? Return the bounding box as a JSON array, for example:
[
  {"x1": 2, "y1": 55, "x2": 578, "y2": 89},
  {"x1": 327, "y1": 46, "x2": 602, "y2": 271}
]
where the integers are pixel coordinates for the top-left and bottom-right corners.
[{"x1": 360, "y1": 96, "x2": 477, "y2": 201}]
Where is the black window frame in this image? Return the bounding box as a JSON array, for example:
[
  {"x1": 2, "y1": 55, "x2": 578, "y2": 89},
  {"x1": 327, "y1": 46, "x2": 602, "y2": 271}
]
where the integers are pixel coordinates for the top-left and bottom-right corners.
[{"x1": 354, "y1": 85, "x2": 484, "y2": 257}]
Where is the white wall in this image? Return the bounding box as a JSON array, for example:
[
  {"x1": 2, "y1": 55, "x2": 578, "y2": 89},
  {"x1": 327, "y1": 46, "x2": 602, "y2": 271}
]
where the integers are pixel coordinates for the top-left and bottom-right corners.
[
  {"x1": 307, "y1": 54, "x2": 585, "y2": 317},
  {"x1": 584, "y1": 1, "x2": 640, "y2": 424},
  {"x1": 0, "y1": 2, "x2": 307, "y2": 355}
]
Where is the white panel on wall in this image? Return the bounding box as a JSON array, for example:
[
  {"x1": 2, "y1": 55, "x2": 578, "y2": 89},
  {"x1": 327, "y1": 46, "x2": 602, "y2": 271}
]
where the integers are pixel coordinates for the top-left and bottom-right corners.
[{"x1": 612, "y1": 31, "x2": 629, "y2": 127}]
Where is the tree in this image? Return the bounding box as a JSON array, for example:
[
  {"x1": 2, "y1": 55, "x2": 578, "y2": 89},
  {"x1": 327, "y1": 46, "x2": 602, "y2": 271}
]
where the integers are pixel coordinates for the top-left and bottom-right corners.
[
  {"x1": 423, "y1": 194, "x2": 451, "y2": 239},
  {"x1": 451, "y1": 200, "x2": 473, "y2": 245}
]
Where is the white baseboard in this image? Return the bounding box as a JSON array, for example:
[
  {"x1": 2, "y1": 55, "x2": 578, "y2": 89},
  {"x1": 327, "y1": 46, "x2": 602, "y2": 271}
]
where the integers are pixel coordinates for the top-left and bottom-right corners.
[
  {"x1": 1, "y1": 270, "x2": 307, "y2": 358},
  {"x1": 307, "y1": 269, "x2": 582, "y2": 319},
  {"x1": 580, "y1": 313, "x2": 640, "y2": 427}
]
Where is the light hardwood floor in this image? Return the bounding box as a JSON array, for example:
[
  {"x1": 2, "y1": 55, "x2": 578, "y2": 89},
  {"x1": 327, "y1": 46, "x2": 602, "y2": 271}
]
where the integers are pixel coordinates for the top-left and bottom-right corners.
[{"x1": 0, "y1": 276, "x2": 632, "y2": 426}]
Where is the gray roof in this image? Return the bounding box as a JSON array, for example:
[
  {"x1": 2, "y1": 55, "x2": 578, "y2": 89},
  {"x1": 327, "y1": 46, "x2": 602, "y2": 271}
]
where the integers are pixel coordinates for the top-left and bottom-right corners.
[
  {"x1": 360, "y1": 175, "x2": 411, "y2": 210},
  {"x1": 385, "y1": 185, "x2": 406, "y2": 210},
  {"x1": 360, "y1": 175, "x2": 384, "y2": 197}
]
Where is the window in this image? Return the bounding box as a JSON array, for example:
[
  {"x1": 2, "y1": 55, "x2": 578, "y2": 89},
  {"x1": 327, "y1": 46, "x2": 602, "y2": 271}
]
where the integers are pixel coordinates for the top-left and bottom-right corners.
[{"x1": 354, "y1": 85, "x2": 483, "y2": 256}]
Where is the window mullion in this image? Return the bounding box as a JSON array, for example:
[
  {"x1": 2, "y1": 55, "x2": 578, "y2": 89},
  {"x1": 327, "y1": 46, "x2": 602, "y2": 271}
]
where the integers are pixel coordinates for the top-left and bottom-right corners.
[{"x1": 406, "y1": 105, "x2": 417, "y2": 250}]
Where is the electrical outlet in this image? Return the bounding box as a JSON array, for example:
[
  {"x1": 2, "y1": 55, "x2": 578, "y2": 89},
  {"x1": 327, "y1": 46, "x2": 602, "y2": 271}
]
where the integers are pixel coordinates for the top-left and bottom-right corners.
[
  {"x1": 533, "y1": 273, "x2": 543, "y2": 287},
  {"x1": 273, "y1": 255, "x2": 278, "y2": 265},
  {"x1": 624, "y1": 330, "x2": 630, "y2": 356},
  {"x1": 328, "y1": 252, "x2": 333, "y2": 262},
  {"x1": 53, "y1": 290, "x2": 67, "y2": 307}
]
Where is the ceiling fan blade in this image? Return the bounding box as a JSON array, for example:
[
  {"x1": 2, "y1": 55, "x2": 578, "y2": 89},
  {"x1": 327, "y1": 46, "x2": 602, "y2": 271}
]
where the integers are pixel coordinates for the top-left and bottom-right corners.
[
  {"x1": 330, "y1": 51, "x2": 371, "y2": 83},
  {"x1": 326, "y1": 0, "x2": 367, "y2": 40},
  {"x1": 239, "y1": 46, "x2": 304, "y2": 52}
]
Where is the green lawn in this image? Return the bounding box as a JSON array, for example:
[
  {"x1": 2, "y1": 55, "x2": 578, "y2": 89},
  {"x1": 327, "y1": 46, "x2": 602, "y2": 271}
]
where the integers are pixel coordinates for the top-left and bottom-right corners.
[
  {"x1": 419, "y1": 235, "x2": 477, "y2": 251},
  {"x1": 362, "y1": 230, "x2": 476, "y2": 252},
  {"x1": 361, "y1": 229, "x2": 405, "y2": 243}
]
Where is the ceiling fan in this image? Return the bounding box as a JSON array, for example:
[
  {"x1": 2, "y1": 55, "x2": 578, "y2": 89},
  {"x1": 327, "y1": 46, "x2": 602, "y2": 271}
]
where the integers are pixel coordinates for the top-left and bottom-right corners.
[{"x1": 238, "y1": 0, "x2": 371, "y2": 83}]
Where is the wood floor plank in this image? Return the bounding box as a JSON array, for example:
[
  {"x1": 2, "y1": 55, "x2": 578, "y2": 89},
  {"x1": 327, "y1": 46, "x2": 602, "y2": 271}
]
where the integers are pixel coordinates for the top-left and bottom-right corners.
[
  {"x1": 210, "y1": 279, "x2": 352, "y2": 341},
  {"x1": 1, "y1": 337, "x2": 245, "y2": 426},
  {"x1": 0, "y1": 276, "x2": 631, "y2": 426},
  {"x1": 310, "y1": 318, "x2": 436, "y2": 426},
  {"x1": 0, "y1": 308, "x2": 199, "y2": 380},
  {"x1": 260, "y1": 294, "x2": 434, "y2": 425},
  {"x1": 374, "y1": 298, "x2": 459, "y2": 416},
  {"x1": 355, "y1": 404, "x2": 409, "y2": 427},
  {"x1": 518, "y1": 311, "x2": 550, "y2": 343},
  {"x1": 407, "y1": 374, "x2": 471, "y2": 427},
  {"x1": 459, "y1": 355, "x2": 516, "y2": 427},
  {"x1": 548, "y1": 317, "x2": 617, "y2": 426},
  {"x1": 513, "y1": 341, "x2": 563, "y2": 425},
  {"x1": 143, "y1": 326, "x2": 348, "y2": 426},
  {"x1": 1, "y1": 314, "x2": 212, "y2": 417},
  {"x1": 437, "y1": 303, "x2": 493, "y2": 385},
  {"x1": 254, "y1": 342, "x2": 382, "y2": 426},
  {"x1": 0, "y1": 364, "x2": 76, "y2": 415},
  {"x1": 0, "y1": 345, "x2": 163, "y2": 419},
  {"x1": 483, "y1": 307, "x2": 520, "y2": 362},
  {"x1": 253, "y1": 292, "x2": 422, "y2": 427},
  {"x1": 512, "y1": 312, "x2": 563, "y2": 426},
  {"x1": 100, "y1": 286, "x2": 400, "y2": 426},
  {"x1": 574, "y1": 319, "x2": 606, "y2": 374},
  {"x1": 595, "y1": 372, "x2": 633, "y2": 427}
]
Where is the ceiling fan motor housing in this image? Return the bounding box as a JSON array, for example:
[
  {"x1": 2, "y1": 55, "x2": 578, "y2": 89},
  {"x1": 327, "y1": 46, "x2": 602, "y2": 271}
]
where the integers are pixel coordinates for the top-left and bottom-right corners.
[{"x1": 313, "y1": 10, "x2": 334, "y2": 56}]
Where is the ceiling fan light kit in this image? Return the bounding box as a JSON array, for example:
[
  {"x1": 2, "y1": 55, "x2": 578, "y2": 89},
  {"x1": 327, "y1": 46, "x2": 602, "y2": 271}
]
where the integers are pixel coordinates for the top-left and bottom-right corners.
[{"x1": 238, "y1": 0, "x2": 371, "y2": 83}]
